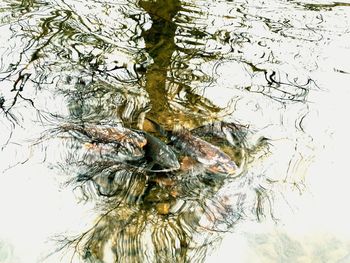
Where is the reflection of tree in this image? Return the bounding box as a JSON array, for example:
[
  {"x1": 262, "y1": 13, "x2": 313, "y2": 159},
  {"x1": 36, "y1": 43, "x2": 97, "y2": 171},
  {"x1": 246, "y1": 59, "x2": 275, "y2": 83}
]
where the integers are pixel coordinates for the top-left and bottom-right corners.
[
  {"x1": 0, "y1": 1, "x2": 296, "y2": 262},
  {"x1": 138, "y1": 0, "x2": 232, "y2": 127},
  {"x1": 0, "y1": 0, "x2": 314, "y2": 130},
  {"x1": 0, "y1": 1, "x2": 146, "y2": 126},
  {"x1": 55, "y1": 145, "x2": 248, "y2": 262},
  {"x1": 139, "y1": 0, "x2": 180, "y2": 121},
  {"x1": 44, "y1": 108, "x2": 273, "y2": 263}
]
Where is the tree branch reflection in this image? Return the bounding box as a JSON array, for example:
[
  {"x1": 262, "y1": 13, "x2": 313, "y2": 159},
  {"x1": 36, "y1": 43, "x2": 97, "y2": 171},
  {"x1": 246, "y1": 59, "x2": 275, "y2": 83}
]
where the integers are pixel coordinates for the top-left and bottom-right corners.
[{"x1": 0, "y1": 0, "x2": 314, "y2": 262}]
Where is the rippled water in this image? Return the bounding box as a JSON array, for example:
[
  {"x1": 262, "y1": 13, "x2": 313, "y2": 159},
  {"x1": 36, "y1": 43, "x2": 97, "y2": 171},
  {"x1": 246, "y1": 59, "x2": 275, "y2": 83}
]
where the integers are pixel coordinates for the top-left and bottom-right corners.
[{"x1": 1, "y1": 0, "x2": 350, "y2": 262}]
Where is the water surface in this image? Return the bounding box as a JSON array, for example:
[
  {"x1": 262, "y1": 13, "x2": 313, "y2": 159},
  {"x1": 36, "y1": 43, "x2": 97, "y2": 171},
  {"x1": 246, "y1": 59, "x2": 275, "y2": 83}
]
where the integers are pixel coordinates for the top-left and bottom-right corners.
[{"x1": 1, "y1": 0, "x2": 350, "y2": 262}]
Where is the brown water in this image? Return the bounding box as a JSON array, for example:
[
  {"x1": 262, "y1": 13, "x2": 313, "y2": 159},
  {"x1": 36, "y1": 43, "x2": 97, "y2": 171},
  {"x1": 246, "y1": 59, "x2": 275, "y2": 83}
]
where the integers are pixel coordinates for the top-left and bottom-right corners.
[{"x1": 0, "y1": 0, "x2": 350, "y2": 262}]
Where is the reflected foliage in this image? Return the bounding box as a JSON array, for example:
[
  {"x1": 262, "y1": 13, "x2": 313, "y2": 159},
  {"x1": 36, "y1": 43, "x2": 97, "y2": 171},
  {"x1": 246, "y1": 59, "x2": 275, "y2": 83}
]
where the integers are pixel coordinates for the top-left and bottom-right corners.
[{"x1": 0, "y1": 0, "x2": 326, "y2": 262}]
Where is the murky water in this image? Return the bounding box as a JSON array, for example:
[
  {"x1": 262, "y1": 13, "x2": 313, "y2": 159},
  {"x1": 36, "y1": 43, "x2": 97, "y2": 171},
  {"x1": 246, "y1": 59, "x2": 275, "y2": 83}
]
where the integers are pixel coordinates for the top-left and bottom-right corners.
[{"x1": 1, "y1": 0, "x2": 350, "y2": 262}]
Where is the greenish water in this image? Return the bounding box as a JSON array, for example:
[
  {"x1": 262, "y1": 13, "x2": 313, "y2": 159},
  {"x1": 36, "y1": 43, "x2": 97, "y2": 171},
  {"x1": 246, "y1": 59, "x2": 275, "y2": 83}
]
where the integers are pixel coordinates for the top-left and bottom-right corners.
[{"x1": 1, "y1": 0, "x2": 350, "y2": 262}]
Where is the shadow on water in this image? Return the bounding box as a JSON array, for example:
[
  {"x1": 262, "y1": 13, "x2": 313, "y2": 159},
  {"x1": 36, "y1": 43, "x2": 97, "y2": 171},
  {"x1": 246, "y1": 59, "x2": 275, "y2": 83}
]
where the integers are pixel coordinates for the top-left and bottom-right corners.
[{"x1": 0, "y1": 0, "x2": 321, "y2": 262}]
